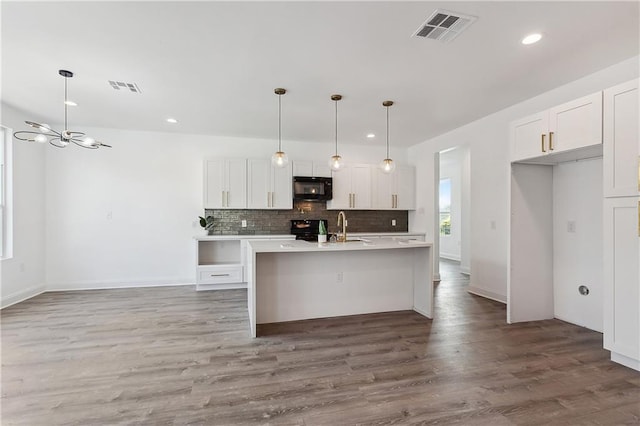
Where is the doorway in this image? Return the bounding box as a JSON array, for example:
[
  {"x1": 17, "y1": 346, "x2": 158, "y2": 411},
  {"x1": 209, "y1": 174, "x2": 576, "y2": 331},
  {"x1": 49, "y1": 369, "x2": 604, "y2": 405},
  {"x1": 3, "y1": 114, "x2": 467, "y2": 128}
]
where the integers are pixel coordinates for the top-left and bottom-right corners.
[{"x1": 437, "y1": 147, "x2": 470, "y2": 275}]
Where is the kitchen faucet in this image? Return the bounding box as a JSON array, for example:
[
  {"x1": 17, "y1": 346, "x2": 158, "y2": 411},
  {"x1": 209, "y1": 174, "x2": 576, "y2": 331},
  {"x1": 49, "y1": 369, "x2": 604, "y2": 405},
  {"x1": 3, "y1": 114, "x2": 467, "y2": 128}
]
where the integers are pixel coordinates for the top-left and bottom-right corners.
[{"x1": 337, "y1": 211, "x2": 347, "y2": 242}]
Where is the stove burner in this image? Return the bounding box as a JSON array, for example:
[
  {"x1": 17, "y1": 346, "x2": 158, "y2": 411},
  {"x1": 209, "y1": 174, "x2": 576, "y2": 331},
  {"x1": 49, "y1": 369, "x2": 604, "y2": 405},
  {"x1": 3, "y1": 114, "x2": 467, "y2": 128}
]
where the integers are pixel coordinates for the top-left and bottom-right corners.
[{"x1": 290, "y1": 219, "x2": 328, "y2": 242}]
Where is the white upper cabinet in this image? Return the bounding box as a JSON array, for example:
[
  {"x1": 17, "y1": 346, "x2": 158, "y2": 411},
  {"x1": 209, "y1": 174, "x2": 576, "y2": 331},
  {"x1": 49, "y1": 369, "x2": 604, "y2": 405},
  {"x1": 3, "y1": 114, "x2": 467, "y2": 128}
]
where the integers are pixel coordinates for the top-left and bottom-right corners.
[
  {"x1": 373, "y1": 165, "x2": 416, "y2": 210},
  {"x1": 247, "y1": 158, "x2": 292, "y2": 209},
  {"x1": 326, "y1": 164, "x2": 372, "y2": 210},
  {"x1": 512, "y1": 112, "x2": 549, "y2": 162},
  {"x1": 603, "y1": 79, "x2": 639, "y2": 198},
  {"x1": 204, "y1": 158, "x2": 247, "y2": 209},
  {"x1": 511, "y1": 92, "x2": 603, "y2": 162},
  {"x1": 292, "y1": 160, "x2": 332, "y2": 178}
]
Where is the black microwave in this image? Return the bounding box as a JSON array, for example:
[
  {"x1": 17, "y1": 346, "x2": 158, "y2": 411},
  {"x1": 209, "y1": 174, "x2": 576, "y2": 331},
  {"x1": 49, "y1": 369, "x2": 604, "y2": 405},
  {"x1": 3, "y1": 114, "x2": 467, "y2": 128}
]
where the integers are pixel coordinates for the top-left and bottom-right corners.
[{"x1": 292, "y1": 176, "x2": 333, "y2": 201}]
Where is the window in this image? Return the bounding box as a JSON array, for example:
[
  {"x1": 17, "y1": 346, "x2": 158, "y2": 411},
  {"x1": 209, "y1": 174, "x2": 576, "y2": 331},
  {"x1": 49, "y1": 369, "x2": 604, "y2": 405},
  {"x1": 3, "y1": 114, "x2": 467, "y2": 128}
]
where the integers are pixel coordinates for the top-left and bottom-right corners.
[
  {"x1": 0, "y1": 126, "x2": 12, "y2": 259},
  {"x1": 439, "y1": 178, "x2": 451, "y2": 236}
]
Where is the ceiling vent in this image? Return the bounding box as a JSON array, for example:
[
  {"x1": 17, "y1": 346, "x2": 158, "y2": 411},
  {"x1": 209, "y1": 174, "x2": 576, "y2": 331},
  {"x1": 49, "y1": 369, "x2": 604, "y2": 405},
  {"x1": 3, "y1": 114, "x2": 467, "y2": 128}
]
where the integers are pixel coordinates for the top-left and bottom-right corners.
[
  {"x1": 108, "y1": 80, "x2": 142, "y2": 93},
  {"x1": 412, "y1": 9, "x2": 477, "y2": 43}
]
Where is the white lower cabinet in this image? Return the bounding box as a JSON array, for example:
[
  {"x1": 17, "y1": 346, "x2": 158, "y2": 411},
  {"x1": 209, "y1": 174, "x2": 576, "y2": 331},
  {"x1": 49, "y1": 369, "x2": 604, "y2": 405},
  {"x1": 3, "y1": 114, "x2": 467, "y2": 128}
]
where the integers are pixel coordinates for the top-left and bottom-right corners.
[
  {"x1": 196, "y1": 236, "x2": 294, "y2": 290},
  {"x1": 198, "y1": 265, "x2": 243, "y2": 285},
  {"x1": 603, "y1": 197, "x2": 640, "y2": 370}
]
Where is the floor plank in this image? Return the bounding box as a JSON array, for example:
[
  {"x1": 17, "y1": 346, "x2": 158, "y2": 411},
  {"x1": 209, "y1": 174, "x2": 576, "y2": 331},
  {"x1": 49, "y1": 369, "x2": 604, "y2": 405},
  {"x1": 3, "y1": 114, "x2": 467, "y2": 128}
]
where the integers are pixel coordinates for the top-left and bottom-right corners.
[{"x1": 1, "y1": 260, "x2": 638, "y2": 425}]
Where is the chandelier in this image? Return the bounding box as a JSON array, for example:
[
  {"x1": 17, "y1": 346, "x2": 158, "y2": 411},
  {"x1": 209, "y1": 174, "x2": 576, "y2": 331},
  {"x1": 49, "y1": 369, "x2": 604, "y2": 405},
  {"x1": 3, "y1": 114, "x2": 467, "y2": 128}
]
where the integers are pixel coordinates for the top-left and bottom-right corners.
[{"x1": 13, "y1": 70, "x2": 111, "y2": 149}]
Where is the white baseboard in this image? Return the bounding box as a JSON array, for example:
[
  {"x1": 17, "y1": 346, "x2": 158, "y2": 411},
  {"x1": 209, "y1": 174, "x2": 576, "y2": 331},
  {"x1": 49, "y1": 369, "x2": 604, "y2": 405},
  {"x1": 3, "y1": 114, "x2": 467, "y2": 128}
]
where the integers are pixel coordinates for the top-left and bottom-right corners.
[
  {"x1": 611, "y1": 352, "x2": 640, "y2": 372},
  {"x1": 439, "y1": 253, "x2": 461, "y2": 262},
  {"x1": 46, "y1": 277, "x2": 194, "y2": 292},
  {"x1": 467, "y1": 286, "x2": 506, "y2": 304},
  {"x1": 1, "y1": 284, "x2": 46, "y2": 309}
]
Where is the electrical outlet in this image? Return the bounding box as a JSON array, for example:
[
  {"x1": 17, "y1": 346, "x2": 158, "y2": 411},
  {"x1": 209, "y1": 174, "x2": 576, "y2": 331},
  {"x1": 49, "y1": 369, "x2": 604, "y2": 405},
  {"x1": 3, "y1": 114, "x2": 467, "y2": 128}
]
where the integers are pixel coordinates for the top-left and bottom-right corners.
[
  {"x1": 106, "y1": 211, "x2": 113, "y2": 220},
  {"x1": 567, "y1": 220, "x2": 576, "y2": 233},
  {"x1": 490, "y1": 220, "x2": 496, "y2": 230},
  {"x1": 241, "y1": 220, "x2": 247, "y2": 228},
  {"x1": 337, "y1": 272, "x2": 343, "y2": 283},
  {"x1": 392, "y1": 219, "x2": 396, "y2": 226}
]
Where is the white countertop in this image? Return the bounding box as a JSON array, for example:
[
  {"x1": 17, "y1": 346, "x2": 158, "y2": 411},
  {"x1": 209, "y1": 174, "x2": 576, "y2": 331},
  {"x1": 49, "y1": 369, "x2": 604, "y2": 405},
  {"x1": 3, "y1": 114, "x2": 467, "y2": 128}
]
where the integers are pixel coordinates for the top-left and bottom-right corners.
[
  {"x1": 247, "y1": 238, "x2": 432, "y2": 253},
  {"x1": 195, "y1": 232, "x2": 425, "y2": 241},
  {"x1": 195, "y1": 234, "x2": 294, "y2": 241}
]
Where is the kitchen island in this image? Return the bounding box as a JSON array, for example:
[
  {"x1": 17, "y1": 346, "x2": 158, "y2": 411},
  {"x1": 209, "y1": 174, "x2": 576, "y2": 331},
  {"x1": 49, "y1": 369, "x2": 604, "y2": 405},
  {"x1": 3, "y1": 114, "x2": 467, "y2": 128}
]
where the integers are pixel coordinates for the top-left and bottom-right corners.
[{"x1": 246, "y1": 238, "x2": 433, "y2": 337}]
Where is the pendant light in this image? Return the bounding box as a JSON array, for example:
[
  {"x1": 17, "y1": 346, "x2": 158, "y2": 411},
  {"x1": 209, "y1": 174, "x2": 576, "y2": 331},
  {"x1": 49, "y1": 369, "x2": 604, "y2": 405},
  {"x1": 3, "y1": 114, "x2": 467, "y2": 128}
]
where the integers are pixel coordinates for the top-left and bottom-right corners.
[
  {"x1": 13, "y1": 70, "x2": 111, "y2": 149},
  {"x1": 271, "y1": 88, "x2": 289, "y2": 168},
  {"x1": 380, "y1": 100, "x2": 396, "y2": 174},
  {"x1": 328, "y1": 94, "x2": 343, "y2": 172}
]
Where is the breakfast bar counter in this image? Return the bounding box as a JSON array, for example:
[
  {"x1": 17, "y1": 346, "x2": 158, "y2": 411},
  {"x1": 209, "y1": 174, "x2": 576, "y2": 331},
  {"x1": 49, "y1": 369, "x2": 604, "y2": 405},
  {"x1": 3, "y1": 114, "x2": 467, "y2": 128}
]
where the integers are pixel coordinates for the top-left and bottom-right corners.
[{"x1": 246, "y1": 238, "x2": 433, "y2": 337}]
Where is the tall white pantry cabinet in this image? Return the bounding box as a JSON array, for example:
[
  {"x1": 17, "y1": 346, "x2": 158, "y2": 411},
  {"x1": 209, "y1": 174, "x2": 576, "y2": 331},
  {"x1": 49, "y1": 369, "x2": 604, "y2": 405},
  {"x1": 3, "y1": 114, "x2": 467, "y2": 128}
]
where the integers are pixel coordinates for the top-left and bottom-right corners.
[{"x1": 602, "y1": 79, "x2": 639, "y2": 371}]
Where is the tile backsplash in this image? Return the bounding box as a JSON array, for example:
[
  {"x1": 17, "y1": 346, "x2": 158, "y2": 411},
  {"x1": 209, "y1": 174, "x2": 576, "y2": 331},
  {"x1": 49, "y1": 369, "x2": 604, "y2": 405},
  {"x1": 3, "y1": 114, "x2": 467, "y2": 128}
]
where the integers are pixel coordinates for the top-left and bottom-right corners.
[{"x1": 204, "y1": 201, "x2": 408, "y2": 235}]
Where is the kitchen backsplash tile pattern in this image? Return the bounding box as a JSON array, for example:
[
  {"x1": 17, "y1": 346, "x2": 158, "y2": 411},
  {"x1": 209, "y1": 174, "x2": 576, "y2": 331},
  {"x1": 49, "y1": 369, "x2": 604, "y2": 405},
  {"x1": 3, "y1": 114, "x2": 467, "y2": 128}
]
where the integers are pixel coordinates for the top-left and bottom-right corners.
[{"x1": 205, "y1": 201, "x2": 408, "y2": 235}]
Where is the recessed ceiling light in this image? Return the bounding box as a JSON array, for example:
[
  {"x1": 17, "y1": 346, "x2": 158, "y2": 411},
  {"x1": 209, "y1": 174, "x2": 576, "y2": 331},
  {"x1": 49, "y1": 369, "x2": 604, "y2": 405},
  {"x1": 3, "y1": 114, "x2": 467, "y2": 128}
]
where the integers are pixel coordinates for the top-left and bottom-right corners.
[
  {"x1": 64, "y1": 100, "x2": 77, "y2": 106},
  {"x1": 366, "y1": 133, "x2": 375, "y2": 139},
  {"x1": 166, "y1": 118, "x2": 178, "y2": 124},
  {"x1": 522, "y1": 33, "x2": 542, "y2": 45}
]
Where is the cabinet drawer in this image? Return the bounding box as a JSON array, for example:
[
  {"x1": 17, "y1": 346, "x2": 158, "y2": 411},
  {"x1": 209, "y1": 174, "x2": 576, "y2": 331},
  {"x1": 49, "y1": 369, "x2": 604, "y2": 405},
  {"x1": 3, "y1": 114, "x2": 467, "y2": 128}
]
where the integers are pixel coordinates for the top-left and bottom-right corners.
[{"x1": 198, "y1": 265, "x2": 243, "y2": 284}]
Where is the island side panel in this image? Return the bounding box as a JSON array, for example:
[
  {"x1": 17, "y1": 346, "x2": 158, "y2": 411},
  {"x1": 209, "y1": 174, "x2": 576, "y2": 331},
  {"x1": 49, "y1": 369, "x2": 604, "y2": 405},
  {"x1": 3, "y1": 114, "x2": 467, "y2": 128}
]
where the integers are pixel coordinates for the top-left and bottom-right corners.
[
  {"x1": 246, "y1": 245, "x2": 256, "y2": 338},
  {"x1": 255, "y1": 249, "x2": 415, "y2": 324},
  {"x1": 412, "y1": 246, "x2": 433, "y2": 318}
]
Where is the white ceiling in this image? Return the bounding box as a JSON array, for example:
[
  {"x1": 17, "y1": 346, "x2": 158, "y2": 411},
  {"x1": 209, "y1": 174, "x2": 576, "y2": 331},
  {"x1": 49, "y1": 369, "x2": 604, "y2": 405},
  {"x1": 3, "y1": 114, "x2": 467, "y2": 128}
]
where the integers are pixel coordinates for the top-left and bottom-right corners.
[{"x1": 2, "y1": 1, "x2": 638, "y2": 148}]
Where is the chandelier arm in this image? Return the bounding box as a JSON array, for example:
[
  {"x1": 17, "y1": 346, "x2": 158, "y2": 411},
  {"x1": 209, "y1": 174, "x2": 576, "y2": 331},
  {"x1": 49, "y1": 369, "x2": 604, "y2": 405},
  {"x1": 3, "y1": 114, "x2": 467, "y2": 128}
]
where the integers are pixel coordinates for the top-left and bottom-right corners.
[
  {"x1": 49, "y1": 138, "x2": 69, "y2": 148},
  {"x1": 13, "y1": 131, "x2": 41, "y2": 142},
  {"x1": 71, "y1": 138, "x2": 99, "y2": 149}
]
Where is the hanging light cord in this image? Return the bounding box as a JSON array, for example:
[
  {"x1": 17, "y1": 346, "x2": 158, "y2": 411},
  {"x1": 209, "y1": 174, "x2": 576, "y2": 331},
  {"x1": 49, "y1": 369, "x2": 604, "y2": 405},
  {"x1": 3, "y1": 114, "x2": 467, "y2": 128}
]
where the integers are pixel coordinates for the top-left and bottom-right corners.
[
  {"x1": 386, "y1": 105, "x2": 390, "y2": 158},
  {"x1": 334, "y1": 99, "x2": 339, "y2": 155},
  {"x1": 278, "y1": 93, "x2": 282, "y2": 152},
  {"x1": 63, "y1": 75, "x2": 68, "y2": 134}
]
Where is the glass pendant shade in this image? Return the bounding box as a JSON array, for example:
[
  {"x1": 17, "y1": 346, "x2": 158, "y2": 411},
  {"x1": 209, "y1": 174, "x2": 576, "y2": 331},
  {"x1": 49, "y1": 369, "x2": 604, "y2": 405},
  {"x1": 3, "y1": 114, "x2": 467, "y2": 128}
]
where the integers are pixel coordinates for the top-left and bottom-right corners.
[
  {"x1": 329, "y1": 154, "x2": 343, "y2": 171},
  {"x1": 271, "y1": 150, "x2": 289, "y2": 168},
  {"x1": 379, "y1": 158, "x2": 396, "y2": 174}
]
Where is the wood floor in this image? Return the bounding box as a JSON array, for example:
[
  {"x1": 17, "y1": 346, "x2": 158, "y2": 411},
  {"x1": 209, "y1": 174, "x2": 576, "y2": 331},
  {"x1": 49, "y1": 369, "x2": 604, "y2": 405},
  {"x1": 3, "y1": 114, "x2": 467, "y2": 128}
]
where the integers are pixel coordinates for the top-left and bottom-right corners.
[{"x1": 2, "y1": 260, "x2": 639, "y2": 425}]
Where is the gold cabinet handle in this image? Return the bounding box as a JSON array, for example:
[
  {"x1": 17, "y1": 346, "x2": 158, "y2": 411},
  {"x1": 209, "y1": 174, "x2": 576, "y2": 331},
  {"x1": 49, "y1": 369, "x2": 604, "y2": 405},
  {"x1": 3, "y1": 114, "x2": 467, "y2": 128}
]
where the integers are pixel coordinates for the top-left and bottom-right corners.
[
  {"x1": 226, "y1": 191, "x2": 229, "y2": 207},
  {"x1": 222, "y1": 191, "x2": 225, "y2": 207},
  {"x1": 541, "y1": 134, "x2": 546, "y2": 153},
  {"x1": 271, "y1": 191, "x2": 275, "y2": 207},
  {"x1": 549, "y1": 131, "x2": 554, "y2": 151}
]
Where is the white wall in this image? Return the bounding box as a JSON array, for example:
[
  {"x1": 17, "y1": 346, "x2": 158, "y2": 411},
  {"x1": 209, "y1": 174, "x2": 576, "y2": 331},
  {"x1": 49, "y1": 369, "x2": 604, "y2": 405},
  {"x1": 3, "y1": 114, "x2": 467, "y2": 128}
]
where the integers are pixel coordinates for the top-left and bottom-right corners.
[
  {"x1": 408, "y1": 55, "x2": 639, "y2": 304},
  {"x1": 439, "y1": 149, "x2": 462, "y2": 261},
  {"x1": 553, "y1": 158, "x2": 603, "y2": 332},
  {"x1": 0, "y1": 104, "x2": 47, "y2": 307},
  {"x1": 44, "y1": 127, "x2": 408, "y2": 290}
]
